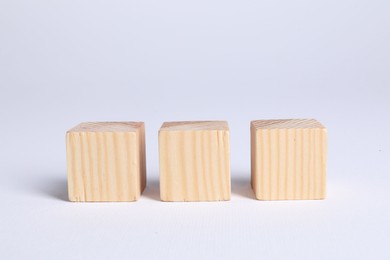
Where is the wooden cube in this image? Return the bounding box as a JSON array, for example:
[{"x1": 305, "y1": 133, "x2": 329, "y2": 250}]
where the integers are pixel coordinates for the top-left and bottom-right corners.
[
  {"x1": 66, "y1": 122, "x2": 146, "y2": 202},
  {"x1": 159, "y1": 121, "x2": 231, "y2": 202},
  {"x1": 251, "y1": 119, "x2": 327, "y2": 200}
]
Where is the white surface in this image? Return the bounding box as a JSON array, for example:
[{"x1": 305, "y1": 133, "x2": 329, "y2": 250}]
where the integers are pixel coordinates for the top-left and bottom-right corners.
[{"x1": 1, "y1": 1, "x2": 389, "y2": 259}]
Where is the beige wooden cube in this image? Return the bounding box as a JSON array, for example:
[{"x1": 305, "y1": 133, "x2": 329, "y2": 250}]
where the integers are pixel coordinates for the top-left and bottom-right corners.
[
  {"x1": 159, "y1": 121, "x2": 231, "y2": 202},
  {"x1": 251, "y1": 119, "x2": 327, "y2": 200},
  {"x1": 66, "y1": 122, "x2": 146, "y2": 202}
]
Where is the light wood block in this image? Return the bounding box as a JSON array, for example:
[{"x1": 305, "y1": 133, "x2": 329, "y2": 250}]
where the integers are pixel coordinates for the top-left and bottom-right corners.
[
  {"x1": 159, "y1": 121, "x2": 231, "y2": 202},
  {"x1": 251, "y1": 119, "x2": 327, "y2": 200},
  {"x1": 66, "y1": 122, "x2": 146, "y2": 202}
]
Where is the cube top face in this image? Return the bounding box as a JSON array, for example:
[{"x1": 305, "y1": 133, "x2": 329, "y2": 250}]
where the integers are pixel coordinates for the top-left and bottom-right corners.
[
  {"x1": 67, "y1": 122, "x2": 144, "y2": 133},
  {"x1": 251, "y1": 119, "x2": 327, "y2": 201},
  {"x1": 251, "y1": 119, "x2": 325, "y2": 130},
  {"x1": 159, "y1": 121, "x2": 230, "y2": 202},
  {"x1": 160, "y1": 121, "x2": 228, "y2": 132}
]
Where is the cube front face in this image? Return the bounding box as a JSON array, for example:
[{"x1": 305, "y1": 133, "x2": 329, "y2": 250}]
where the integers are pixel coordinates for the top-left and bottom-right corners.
[
  {"x1": 159, "y1": 121, "x2": 231, "y2": 202},
  {"x1": 66, "y1": 122, "x2": 146, "y2": 202},
  {"x1": 251, "y1": 119, "x2": 327, "y2": 200}
]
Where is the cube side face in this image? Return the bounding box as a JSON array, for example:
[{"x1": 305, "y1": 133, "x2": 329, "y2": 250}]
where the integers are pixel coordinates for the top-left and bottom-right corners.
[
  {"x1": 138, "y1": 123, "x2": 147, "y2": 194},
  {"x1": 250, "y1": 124, "x2": 257, "y2": 191},
  {"x1": 159, "y1": 130, "x2": 231, "y2": 202},
  {"x1": 66, "y1": 131, "x2": 140, "y2": 202},
  {"x1": 253, "y1": 128, "x2": 327, "y2": 200}
]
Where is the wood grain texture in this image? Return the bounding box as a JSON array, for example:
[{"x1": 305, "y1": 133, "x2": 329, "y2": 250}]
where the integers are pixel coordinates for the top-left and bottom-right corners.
[
  {"x1": 251, "y1": 119, "x2": 327, "y2": 200},
  {"x1": 159, "y1": 121, "x2": 230, "y2": 202},
  {"x1": 66, "y1": 122, "x2": 146, "y2": 202}
]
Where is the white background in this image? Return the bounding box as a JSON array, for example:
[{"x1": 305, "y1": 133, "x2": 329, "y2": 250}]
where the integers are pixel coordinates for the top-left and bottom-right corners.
[{"x1": 1, "y1": 0, "x2": 389, "y2": 259}]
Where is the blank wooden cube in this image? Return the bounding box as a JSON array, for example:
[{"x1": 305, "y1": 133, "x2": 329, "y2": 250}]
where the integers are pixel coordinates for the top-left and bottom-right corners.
[
  {"x1": 159, "y1": 121, "x2": 231, "y2": 202},
  {"x1": 66, "y1": 122, "x2": 146, "y2": 202},
  {"x1": 251, "y1": 119, "x2": 327, "y2": 200}
]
